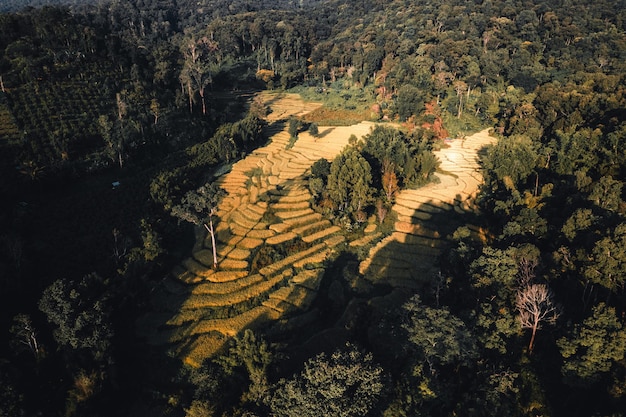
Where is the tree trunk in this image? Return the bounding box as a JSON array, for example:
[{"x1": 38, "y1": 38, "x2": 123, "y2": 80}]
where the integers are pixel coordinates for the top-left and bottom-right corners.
[
  {"x1": 187, "y1": 83, "x2": 193, "y2": 114},
  {"x1": 200, "y1": 89, "x2": 206, "y2": 115},
  {"x1": 204, "y1": 217, "x2": 218, "y2": 269},
  {"x1": 528, "y1": 323, "x2": 538, "y2": 354}
]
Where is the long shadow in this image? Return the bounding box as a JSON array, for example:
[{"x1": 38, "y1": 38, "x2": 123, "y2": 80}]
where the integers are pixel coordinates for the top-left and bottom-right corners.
[
  {"x1": 137, "y1": 174, "x2": 323, "y2": 365},
  {"x1": 139, "y1": 129, "x2": 493, "y2": 382},
  {"x1": 271, "y1": 143, "x2": 493, "y2": 365},
  {"x1": 263, "y1": 191, "x2": 488, "y2": 380},
  {"x1": 316, "y1": 127, "x2": 335, "y2": 139},
  {"x1": 265, "y1": 118, "x2": 287, "y2": 135}
]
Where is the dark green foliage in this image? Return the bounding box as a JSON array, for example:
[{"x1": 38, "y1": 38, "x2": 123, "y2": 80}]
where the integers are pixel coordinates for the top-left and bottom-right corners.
[
  {"x1": 171, "y1": 183, "x2": 225, "y2": 229},
  {"x1": 310, "y1": 158, "x2": 330, "y2": 179},
  {"x1": 583, "y1": 223, "x2": 626, "y2": 293},
  {"x1": 558, "y1": 303, "x2": 626, "y2": 385},
  {"x1": 308, "y1": 158, "x2": 331, "y2": 200},
  {"x1": 327, "y1": 146, "x2": 373, "y2": 213},
  {"x1": 218, "y1": 329, "x2": 273, "y2": 403},
  {"x1": 308, "y1": 122, "x2": 319, "y2": 137},
  {"x1": 362, "y1": 126, "x2": 439, "y2": 188},
  {"x1": 2, "y1": 0, "x2": 626, "y2": 416},
  {"x1": 268, "y1": 344, "x2": 384, "y2": 417},
  {"x1": 482, "y1": 135, "x2": 538, "y2": 186},
  {"x1": 189, "y1": 115, "x2": 266, "y2": 165},
  {"x1": 288, "y1": 116, "x2": 301, "y2": 138},
  {"x1": 395, "y1": 84, "x2": 427, "y2": 121},
  {"x1": 38, "y1": 274, "x2": 113, "y2": 362},
  {"x1": 0, "y1": 368, "x2": 24, "y2": 417},
  {"x1": 402, "y1": 295, "x2": 477, "y2": 371}
]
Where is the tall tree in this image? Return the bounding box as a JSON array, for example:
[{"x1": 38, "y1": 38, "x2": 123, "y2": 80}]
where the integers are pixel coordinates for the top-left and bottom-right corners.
[
  {"x1": 402, "y1": 295, "x2": 477, "y2": 374},
  {"x1": 9, "y1": 314, "x2": 41, "y2": 360},
  {"x1": 38, "y1": 274, "x2": 113, "y2": 362},
  {"x1": 171, "y1": 183, "x2": 225, "y2": 269},
  {"x1": 515, "y1": 283, "x2": 559, "y2": 354},
  {"x1": 557, "y1": 303, "x2": 626, "y2": 385},
  {"x1": 218, "y1": 329, "x2": 273, "y2": 403},
  {"x1": 327, "y1": 146, "x2": 373, "y2": 214},
  {"x1": 268, "y1": 344, "x2": 384, "y2": 417},
  {"x1": 583, "y1": 223, "x2": 626, "y2": 297},
  {"x1": 180, "y1": 35, "x2": 219, "y2": 115}
]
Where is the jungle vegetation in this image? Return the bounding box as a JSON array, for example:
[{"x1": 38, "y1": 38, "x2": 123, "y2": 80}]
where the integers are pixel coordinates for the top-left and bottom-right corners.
[{"x1": 1, "y1": 0, "x2": 626, "y2": 416}]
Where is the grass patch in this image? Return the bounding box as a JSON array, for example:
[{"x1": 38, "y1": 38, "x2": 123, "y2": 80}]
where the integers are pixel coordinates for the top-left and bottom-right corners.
[
  {"x1": 290, "y1": 84, "x2": 375, "y2": 125},
  {"x1": 301, "y1": 107, "x2": 368, "y2": 125},
  {"x1": 440, "y1": 111, "x2": 488, "y2": 139}
]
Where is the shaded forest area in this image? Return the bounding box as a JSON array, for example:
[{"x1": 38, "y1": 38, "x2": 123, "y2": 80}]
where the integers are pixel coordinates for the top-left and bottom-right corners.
[{"x1": 1, "y1": 0, "x2": 626, "y2": 416}]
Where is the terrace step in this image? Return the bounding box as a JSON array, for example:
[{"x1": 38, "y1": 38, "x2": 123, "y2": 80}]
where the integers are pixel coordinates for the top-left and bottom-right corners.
[
  {"x1": 349, "y1": 232, "x2": 382, "y2": 247},
  {"x1": 275, "y1": 208, "x2": 315, "y2": 220},
  {"x1": 181, "y1": 272, "x2": 286, "y2": 309},
  {"x1": 205, "y1": 270, "x2": 250, "y2": 283},
  {"x1": 184, "y1": 305, "x2": 281, "y2": 338},
  {"x1": 281, "y1": 212, "x2": 324, "y2": 228},
  {"x1": 181, "y1": 258, "x2": 214, "y2": 277},
  {"x1": 217, "y1": 247, "x2": 250, "y2": 260},
  {"x1": 291, "y1": 219, "x2": 332, "y2": 237},
  {"x1": 219, "y1": 258, "x2": 249, "y2": 270},
  {"x1": 236, "y1": 237, "x2": 265, "y2": 250},
  {"x1": 290, "y1": 269, "x2": 324, "y2": 290},
  {"x1": 192, "y1": 274, "x2": 264, "y2": 295},
  {"x1": 302, "y1": 225, "x2": 341, "y2": 243},
  {"x1": 246, "y1": 229, "x2": 276, "y2": 239},
  {"x1": 259, "y1": 242, "x2": 327, "y2": 277},
  {"x1": 266, "y1": 231, "x2": 298, "y2": 245},
  {"x1": 171, "y1": 265, "x2": 201, "y2": 284},
  {"x1": 266, "y1": 285, "x2": 317, "y2": 311},
  {"x1": 230, "y1": 211, "x2": 261, "y2": 229},
  {"x1": 272, "y1": 201, "x2": 311, "y2": 210},
  {"x1": 293, "y1": 247, "x2": 333, "y2": 268}
]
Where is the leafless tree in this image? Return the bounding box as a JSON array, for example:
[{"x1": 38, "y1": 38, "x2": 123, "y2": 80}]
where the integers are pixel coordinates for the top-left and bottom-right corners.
[
  {"x1": 10, "y1": 314, "x2": 41, "y2": 360},
  {"x1": 516, "y1": 283, "x2": 559, "y2": 354}
]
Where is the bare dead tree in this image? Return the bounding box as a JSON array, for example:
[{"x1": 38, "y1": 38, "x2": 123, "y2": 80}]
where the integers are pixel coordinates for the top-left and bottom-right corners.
[
  {"x1": 112, "y1": 228, "x2": 131, "y2": 265},
  {"x1": 10, "y1": 314, "x2": 41, "y2": 360},
  {"x1": 516, "y1": 283, "x2": 559, "y2": 354}
]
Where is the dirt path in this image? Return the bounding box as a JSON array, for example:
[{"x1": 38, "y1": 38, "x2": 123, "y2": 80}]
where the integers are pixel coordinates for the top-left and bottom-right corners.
[{"x1": 138, "y1": 94, "x2": 495, "y2": 367}]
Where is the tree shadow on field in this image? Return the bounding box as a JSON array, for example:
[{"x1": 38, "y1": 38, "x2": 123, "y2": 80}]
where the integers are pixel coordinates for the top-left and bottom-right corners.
[
  {"x1": 136, "y1": 176, "x2": 332, "y2": 369},
  {"x1": 316, "y1": 127, "x2": 335, "y2": 139},
  {"x1": 265, "y1": 119, "x2": 287, "y2": 137},
  {"x1": 274, "y1": 189, "x2": 490, "y2": 372},
  {"x1": 261, "y1": 92, "x2": 287, "y2": 109}
]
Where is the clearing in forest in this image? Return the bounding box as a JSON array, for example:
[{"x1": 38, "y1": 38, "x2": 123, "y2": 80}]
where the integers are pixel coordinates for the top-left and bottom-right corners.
[{"x1": 137, "y1": 92, "x2": 495, "y2": 367}]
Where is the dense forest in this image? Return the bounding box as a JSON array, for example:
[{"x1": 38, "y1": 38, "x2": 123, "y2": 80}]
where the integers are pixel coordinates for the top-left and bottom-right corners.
[{"x1": 1, "y1": 0, "x2": 626, "y2": 416}]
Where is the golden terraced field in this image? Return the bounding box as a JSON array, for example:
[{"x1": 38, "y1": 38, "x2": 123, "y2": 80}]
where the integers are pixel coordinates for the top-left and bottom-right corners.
[{"x1": 138, "y1": 92, "x2": 495, "y2": 367}]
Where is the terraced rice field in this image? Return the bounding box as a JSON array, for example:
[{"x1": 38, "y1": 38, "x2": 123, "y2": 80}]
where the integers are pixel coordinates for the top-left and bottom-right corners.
[
  {"x1": 359, "y1": 130, "x2": 496, "y2": 291},
  {"x1": 138, "y1": 92, "x2": 495, "y2": 367}
]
